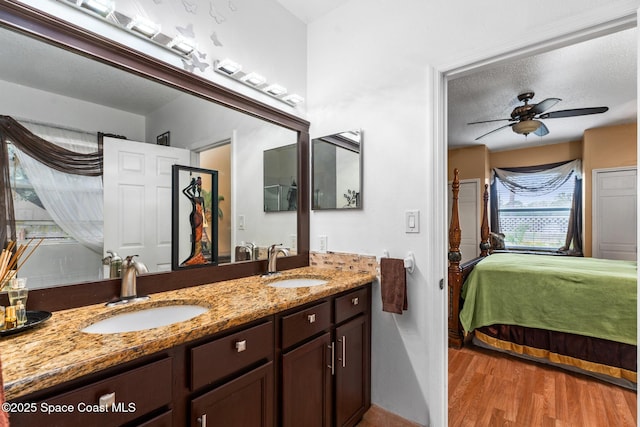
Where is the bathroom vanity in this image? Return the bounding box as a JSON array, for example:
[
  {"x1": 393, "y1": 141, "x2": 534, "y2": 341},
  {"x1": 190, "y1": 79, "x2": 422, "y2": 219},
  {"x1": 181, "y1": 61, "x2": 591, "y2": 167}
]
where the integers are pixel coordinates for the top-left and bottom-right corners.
[{"x1": 1, "y1": 268, "x2": 373, "y2": 427}]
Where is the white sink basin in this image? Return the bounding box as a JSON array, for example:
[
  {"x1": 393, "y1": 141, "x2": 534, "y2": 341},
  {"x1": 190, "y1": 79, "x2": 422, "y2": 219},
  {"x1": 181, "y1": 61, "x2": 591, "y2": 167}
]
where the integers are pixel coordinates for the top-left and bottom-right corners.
[
  {"x1": 267, "y1": 278, "x2": 328, "y2": 288},
  {"x1": 82, "y1": 305, "x2": 209, "y2": 334}
]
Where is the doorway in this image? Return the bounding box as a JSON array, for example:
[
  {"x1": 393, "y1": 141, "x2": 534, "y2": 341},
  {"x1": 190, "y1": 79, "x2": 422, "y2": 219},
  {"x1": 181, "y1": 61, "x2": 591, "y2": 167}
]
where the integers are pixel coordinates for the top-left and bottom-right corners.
[
  {"x1": 440, "y1": 13, "x2": 639, "y2": 426},
  {"x1": 198, "y1": 140, "x2": 232, "y2": 264}
]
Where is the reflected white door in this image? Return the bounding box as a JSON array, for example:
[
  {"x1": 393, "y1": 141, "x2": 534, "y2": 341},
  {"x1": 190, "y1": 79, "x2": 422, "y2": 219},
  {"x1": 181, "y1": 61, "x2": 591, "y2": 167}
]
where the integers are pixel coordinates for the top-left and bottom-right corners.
[
  {"x1": 592, "y1": 167, "x2": 637, "y2": 260},
  {"x1": 103, "y1": 137, "x2": 191, "y2": 272},
  {"x1": 447, "y1": 179, "x2": 480, "y2": 263}
]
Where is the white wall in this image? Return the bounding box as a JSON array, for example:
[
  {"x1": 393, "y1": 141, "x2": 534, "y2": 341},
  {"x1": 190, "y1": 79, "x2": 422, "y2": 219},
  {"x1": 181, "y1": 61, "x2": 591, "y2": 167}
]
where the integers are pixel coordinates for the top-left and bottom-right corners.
[
  {"x1": 307, "y1": 1, "x2": 640, "y2": 425},
  {"x1": 0, "y1": 80, "x2": 145, "y2": 139}
]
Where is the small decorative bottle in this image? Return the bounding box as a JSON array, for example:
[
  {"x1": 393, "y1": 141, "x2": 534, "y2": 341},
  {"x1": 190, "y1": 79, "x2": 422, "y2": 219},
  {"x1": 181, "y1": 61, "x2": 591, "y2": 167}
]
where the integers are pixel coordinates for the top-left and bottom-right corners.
[
  {"x1": 16, "y1": 301, "x2": 27, "y2": 326},
  {"x1": 5, "y1": 306, "x2": 17, "y2": 329}
]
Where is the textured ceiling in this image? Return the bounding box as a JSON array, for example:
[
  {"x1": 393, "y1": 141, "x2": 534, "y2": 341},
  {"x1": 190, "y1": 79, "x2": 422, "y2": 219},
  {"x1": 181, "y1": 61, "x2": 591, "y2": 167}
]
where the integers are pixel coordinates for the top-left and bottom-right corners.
[{"x1": 448, "y1": 27, "x2": 637, "y2": 152}]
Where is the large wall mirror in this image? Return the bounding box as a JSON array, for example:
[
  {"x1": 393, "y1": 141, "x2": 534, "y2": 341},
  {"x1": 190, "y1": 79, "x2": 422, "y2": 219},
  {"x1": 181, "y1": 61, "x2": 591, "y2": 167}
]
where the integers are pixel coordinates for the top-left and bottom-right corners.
[
  {"x1": 0, "y1": 3, "x2": 309, "y2": 307},
  {"x1": 312, "y1": 130, "x2": 362, "y2": 210}
]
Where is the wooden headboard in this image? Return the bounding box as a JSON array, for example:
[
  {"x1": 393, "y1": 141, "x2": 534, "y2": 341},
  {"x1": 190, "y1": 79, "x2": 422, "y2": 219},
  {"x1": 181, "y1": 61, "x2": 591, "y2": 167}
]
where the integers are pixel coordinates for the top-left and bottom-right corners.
[{"x1": 448, "y1": 169, "x2": 490, "y2": 348}]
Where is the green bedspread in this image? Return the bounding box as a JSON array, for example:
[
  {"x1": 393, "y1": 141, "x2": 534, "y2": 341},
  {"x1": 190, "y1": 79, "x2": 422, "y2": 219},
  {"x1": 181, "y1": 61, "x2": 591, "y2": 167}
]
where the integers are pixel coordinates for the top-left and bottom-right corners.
[{"x1": 460, "y1": 253, "x2": 637, "y2": 345}]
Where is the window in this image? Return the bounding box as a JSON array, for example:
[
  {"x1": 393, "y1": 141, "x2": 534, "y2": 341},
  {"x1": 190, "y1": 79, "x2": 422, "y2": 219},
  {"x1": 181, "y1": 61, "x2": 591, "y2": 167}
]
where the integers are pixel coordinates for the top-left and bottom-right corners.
[
  {"x1": 8, "y1": 143, "x2": 71, "y2": 241},
  {"x1": 491, "y1": 160, "x2": 582, "y2": 253}
]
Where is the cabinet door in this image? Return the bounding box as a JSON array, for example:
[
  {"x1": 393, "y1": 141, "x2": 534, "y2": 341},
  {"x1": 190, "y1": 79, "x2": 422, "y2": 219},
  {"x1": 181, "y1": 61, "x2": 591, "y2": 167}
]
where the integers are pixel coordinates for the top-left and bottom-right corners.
[
  {"x1": 335, "y1": 316, "x2": 368, "y2": 427},
  {"x1": 281, "y1": 332, "x2": 331, "y2": 427},
  {"x1": 190, "y1": 362, "x2": 273, "y2": 427}
]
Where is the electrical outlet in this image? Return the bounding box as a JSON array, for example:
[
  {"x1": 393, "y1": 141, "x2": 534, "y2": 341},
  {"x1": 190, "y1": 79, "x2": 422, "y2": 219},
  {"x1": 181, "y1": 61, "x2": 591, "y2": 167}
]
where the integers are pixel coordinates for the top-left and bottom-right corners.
[{"x1": 319, "y1": 235, "x2": 328, "y2": 253}]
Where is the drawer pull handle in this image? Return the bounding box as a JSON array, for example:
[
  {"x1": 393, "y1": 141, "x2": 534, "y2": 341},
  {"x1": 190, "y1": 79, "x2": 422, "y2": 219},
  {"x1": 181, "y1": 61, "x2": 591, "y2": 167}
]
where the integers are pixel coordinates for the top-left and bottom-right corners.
[
  {"x1": 351, "y1": 297, "x2": 359, "y2": 306},
  {"x1": 342, "y1": 335, "x2": 347, "y2": 367},
  {"x1": 198, "y1": 414, "x2": 207, "y2": 427},
  {"x1": 328, "y1": 342, "x2": 335, "y2": 375},
  {"x1": 98, "y1": 391, "x2": 116, "y2": 409},
  {"x1": 235, "y1": 340, "x2": 247, "y2": 353},
  {"x1": 307, "y1": 314, "x2": 316, "y2": 323}
]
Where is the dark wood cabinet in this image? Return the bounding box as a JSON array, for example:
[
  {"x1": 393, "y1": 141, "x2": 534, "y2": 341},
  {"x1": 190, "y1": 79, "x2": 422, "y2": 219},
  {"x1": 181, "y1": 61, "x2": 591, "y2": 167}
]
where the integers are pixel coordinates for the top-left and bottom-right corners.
[
  {"x1": 8, "y1": 283, "x2": 371, "y2": 427},
  {"x1": 9, "y1": 357, "x2": 173, "y2": 427},
  {"x1": 281, "y1": 332, "x2": 332, "y2": 427},
  {"x1": 335, "y1": 315, "x2": 368, "y2": 427},
  {"x1": 190, "y1": 362, "x2": 274, "y2": 427},
  {"x1": 277, "y1": 284, "x2": 371, "y2": 427}
]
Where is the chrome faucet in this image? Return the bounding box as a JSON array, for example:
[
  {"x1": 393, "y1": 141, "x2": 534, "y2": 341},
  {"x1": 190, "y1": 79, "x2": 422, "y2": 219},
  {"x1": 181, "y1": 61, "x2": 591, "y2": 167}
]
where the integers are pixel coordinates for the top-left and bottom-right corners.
[
  {"x1": 266, "y1": 244, "x2": 290, "y2": 275},
  {"x1": 107, "y1": 255, "x2": 150, "y2": 306},
  {"x1": 240, "y1": 242, "x2": 256, "y2": 261}
]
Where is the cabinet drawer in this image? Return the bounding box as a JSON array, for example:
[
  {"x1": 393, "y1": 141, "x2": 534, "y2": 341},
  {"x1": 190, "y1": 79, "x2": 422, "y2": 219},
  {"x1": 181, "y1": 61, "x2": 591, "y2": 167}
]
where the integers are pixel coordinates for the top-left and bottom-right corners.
[
  {"x1": 335, "y1": 287, "x2": 368, "y2": 324},
  {"x1": 10, "y1": 358, "x2": 172, "y2": 427},
  {"x1": 281, "y1": 301, "x2": 330, "y2": 349},
  {"x1": 191, "y1": 320, "x2": 273, "y2": 391}
]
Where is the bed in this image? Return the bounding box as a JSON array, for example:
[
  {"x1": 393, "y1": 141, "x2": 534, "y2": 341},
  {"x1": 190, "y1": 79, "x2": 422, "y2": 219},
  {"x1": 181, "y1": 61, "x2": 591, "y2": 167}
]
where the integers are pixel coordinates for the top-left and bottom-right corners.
[{"x1": 448, "y1": 169, "x2": 637, "y2": 389}]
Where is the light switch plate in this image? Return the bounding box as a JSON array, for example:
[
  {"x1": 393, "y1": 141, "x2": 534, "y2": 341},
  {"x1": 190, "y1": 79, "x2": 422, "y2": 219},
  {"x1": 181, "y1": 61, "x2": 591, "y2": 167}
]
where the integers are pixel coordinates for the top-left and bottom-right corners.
[
  {"x1": 405, "y1": 210, "x2": 420, "y2": 233},
  {"x1": 238, "y1": 215, "x2": 245, "y2": 230},
  {"x1": 319, "y1": 235, "x2": 328, "y2": 252}
]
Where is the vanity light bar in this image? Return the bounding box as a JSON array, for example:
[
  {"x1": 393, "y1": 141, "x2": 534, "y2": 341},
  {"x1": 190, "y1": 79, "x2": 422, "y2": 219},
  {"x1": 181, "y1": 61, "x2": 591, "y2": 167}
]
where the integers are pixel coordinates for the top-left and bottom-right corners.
[
  {"x1": 60, "y1": 0, "x2": 196, "y2": 58},
  {"x1": 240, "y1": 72, "x2": 267, "y2": 87},
  {"x1": 215, "y1": 59, "x2": 243, "y2": 76},
  {"x1": 263, "y1": 84, "x2": 287, "y2": 97},
  {"x1": 283, "y1": 94, "x2": 305, "y2": 105},
  {"x1": 126, "y1": 16, "x2": 162, "y2": 39},
  {"x1": 76, "y1": 0, "x2": 115, "y2": 17},
  {"x1": 167, "y1": 35, "x2": 197, "y2": 56},
  {"x1": 213, "y1": 58, "x2": 304, "y2": 107}
]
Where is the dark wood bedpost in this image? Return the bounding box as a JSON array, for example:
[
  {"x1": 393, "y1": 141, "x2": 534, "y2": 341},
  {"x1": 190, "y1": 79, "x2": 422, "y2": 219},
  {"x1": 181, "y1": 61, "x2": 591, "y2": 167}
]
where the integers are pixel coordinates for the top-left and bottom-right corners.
[
  {"x1": 479, "y1": 184, "x2": 491, "y2": 256},
  {"x1": 448, "y1": 169, "x2": 463, "y2": 348}
]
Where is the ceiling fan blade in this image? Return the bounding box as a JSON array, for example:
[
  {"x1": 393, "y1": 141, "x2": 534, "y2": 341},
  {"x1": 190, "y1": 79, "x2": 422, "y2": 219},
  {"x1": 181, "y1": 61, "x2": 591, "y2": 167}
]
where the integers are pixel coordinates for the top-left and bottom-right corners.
[
  {"x1": 533, "y1": 121, "x2": 549, "y2": 137},
  {"x1": 531, "y1": 98, "x2": 561, "y2": 115},
  {"x1": 539, "y1": 106, "x2": 609, "y2": 119},
  {"x1": 475, "y1": 123, "x2": 513, "y2": 140},
  {"x1": 467, "y1": 118, "x2": 512, "y2": 125}
]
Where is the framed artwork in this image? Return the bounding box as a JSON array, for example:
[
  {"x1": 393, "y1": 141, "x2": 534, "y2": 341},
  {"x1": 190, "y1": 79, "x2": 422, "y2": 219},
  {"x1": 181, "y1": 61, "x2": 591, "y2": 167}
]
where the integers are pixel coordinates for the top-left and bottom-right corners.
[
  {"x1": 157, "y1": 131, "x2": 170, "y2": 146},
  {"x1": 172, "y1": 165, "x2": 219, "y2": 270}
]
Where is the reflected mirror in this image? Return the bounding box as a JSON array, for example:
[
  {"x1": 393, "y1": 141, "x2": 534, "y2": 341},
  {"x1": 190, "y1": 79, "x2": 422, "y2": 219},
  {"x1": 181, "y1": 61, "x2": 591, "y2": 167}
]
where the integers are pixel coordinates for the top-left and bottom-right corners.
[
  {"x1": 0, "y1": 22, "x2": 300, "y2": 289},
  {"x1": 312, "y1": 130, "x2": 363, "y2": 210},
  {"x1": 264, "y1": 144, "x2": 298, "y2": 212},
  {"x1": 172, "y1": 165, "x2": 219, "y2": 270}
]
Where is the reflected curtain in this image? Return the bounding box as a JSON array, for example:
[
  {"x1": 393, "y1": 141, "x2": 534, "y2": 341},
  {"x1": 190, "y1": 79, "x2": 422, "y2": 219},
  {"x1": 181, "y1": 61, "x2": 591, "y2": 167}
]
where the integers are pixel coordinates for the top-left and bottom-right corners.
[
  {"x1": 0, "y1": 116, "x2": 103, "y2": 253},
  {"x1": 490, "y1": 159, "x2": 583, "y2": 254}
]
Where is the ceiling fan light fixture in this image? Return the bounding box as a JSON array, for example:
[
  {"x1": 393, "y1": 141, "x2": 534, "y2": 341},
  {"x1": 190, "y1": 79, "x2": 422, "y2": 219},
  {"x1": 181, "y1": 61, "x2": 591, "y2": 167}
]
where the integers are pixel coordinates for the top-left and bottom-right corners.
[{"x1": 512, "y1": 120, "x2": 542, "y2": 136}]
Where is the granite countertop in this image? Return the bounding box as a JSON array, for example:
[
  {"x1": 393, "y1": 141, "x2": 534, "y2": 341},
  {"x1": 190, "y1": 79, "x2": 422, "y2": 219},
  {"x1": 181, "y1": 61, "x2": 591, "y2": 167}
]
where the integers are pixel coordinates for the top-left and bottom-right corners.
[{"x1": 0, "y1": 267, "x2": 375, "y2": 400}]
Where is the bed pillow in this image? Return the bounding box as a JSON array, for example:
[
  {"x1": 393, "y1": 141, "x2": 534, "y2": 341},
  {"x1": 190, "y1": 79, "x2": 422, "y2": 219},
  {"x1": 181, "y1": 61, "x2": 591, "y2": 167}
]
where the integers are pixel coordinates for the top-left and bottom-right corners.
[{"x1": 490, "y1": 232, "x2": 505, "y2": 250}]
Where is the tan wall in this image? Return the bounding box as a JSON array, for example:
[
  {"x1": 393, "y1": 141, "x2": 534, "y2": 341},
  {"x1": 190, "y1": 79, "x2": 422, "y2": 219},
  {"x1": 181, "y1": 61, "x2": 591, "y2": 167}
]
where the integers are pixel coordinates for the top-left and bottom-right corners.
[
  {"x1": 490, "y1": 140, "x2": 582, "y2": 169},
  {"x1": 447, "y1": 123, "x2": 637, "y2": 257},
  {"x1": 447, "y1": 145, "x2": 489, "y2": 184},
  {"x1": 582, "y1": 123, "x2": 637, "y2": 256}
]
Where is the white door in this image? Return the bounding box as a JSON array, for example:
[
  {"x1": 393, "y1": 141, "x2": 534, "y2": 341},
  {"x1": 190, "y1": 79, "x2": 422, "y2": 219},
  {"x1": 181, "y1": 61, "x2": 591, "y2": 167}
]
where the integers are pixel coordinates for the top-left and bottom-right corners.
[
  {"x1": 592, "y1": 167, "x2": 637, "y2": 260},
  {"x1": 103, "y1": 137, "x2": 191, "y2": 272},
  {"x1": 448, "y1": 179, "x2": 480, "y2": 263}
]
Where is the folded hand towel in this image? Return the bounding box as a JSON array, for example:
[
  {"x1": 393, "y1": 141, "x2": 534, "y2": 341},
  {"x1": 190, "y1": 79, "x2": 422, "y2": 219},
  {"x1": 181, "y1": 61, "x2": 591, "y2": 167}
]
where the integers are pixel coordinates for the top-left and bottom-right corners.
[{"x1": 380, "y1": 257, "x2": 407, "y2": 314}]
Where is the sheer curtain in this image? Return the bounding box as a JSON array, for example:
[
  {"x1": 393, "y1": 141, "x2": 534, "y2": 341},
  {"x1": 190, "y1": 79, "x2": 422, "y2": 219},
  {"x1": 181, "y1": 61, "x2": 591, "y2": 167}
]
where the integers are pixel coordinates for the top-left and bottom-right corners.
[
  {"x1": 490, "y1": 159, "x2": 583, "y2": 254},
  {"x1": 14, "y1": 122, "x2": 103, "y2": 254}
]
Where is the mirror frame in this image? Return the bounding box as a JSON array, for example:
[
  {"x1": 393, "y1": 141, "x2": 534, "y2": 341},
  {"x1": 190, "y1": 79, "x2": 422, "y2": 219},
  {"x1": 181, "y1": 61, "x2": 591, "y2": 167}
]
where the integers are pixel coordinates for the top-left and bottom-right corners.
[
  {"x1": 0, "y1": 1, "x2": 310, "y2": 311},
  {"x1": 312, "y1": 130, "x2": 363, "y2": 210}
]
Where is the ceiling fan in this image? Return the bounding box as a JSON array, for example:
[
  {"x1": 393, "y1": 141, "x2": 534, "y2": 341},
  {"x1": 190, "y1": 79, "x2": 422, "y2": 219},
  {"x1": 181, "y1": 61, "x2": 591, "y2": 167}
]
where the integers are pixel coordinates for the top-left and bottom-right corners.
[{"x1": 468, "y1": 91, "x2": 609, "y2": 141}]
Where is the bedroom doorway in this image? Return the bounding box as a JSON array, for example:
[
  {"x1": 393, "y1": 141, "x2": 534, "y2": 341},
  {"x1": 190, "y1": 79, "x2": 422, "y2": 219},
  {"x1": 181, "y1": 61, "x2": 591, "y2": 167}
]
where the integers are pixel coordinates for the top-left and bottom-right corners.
[{"x1": 440, "y1": 11, "x2": 638, "y2": 426}]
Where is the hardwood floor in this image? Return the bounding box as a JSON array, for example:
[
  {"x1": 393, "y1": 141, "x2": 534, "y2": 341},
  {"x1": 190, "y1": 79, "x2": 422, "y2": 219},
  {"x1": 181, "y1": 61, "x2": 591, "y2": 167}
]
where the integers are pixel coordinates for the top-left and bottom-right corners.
[{"x1": 449, "y1": 345, "x2": 637, "y2": 426}]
